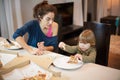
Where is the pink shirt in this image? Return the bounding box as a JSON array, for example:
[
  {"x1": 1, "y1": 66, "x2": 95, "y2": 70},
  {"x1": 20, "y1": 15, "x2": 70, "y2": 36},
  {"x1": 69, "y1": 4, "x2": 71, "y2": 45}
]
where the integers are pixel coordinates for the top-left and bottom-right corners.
[{"x1": 46, "y1": 25, "x2": 52, "y2": 37}]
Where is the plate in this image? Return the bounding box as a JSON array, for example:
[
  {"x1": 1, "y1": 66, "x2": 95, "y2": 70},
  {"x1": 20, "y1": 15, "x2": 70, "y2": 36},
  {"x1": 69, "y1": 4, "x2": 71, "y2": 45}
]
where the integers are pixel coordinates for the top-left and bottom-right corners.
[
  {"x1": 0, "y1": 40, "x2": 22, "y2": 50},
  {"x1": 53, "y1": 56, "x2": 83, "y2": 69},
  {"x1": 6, "y1": 41, "x2": 23, "y2": 50}
]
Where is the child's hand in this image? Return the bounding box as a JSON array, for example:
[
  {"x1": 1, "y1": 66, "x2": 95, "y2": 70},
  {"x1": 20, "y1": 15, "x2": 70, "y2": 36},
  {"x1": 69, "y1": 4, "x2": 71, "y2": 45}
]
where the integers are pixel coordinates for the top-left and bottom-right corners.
[
  {"x1": 75, "y1": 54, "x2": 82, "y2": 61},
  {"x1": 58, "y1": 42, "x2": 65, "y2": 50}
]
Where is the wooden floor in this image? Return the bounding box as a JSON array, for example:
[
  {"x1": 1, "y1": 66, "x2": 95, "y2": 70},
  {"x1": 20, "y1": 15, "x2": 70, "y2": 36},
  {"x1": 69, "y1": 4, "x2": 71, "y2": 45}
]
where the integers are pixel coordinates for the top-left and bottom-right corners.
[{"x1": 108, "y1": 53, "x2": 120, "y2": 70}]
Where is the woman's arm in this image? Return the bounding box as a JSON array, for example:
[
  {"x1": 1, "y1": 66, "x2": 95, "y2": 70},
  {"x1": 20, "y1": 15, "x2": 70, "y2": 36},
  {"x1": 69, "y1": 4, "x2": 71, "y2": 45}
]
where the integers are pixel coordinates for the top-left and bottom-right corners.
[
  {"x1": 44, "y1": 46, "x2": 54, "y2": 51},
  {"x1": 37, "y1": 42, "x2": 54, "y2": 52},
  {"x1": 52, "y1": 22, "x2": 58, "y2": 36},
  {"x1": 15, "y1": 36, "x2": 34, "y2": 53},
  {"x1": 16, "y1": 36, "x2": 46, "y2": 55}
]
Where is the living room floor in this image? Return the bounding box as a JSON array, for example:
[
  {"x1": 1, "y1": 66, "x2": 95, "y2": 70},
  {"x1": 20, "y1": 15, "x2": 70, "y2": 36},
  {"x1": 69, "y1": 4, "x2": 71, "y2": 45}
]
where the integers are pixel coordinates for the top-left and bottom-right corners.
[{"x1": 108, "y1": 53, "x2": 120, "y2": 70}]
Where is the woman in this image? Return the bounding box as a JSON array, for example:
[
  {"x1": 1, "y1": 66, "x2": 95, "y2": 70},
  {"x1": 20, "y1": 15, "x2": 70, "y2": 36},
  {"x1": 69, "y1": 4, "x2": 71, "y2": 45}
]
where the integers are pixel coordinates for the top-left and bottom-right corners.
[
  {"x1": 13, "y1": 1, "x2": 58, "y2": 55},
  {"x1": 59, "y1": 29, "x2": 96, "y2": 63}
]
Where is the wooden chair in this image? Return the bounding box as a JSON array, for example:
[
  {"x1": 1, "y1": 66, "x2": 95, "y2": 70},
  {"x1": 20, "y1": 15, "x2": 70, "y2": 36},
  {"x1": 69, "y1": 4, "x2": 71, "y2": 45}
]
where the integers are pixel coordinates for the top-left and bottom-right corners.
[{"x1": 84, "y1": 22, "x2": 111, "y2": 66}]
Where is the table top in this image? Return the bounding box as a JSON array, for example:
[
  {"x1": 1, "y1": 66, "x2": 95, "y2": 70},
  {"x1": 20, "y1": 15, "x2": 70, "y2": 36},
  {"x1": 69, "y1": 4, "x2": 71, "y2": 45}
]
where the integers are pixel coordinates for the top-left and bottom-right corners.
[
  {"x1": 0, "y1": 50, "x2": 120, "y2": 80},
  {"x1": 50, "y1": 63, "x2": 120, "y2": 80},
  {"x1": 0, "y1": 37, "x2": 120, "y2": 80}
]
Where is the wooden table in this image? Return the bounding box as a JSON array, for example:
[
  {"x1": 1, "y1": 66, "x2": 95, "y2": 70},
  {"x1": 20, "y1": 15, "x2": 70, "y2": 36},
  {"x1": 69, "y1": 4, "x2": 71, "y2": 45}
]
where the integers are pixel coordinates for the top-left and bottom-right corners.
[
  {"x1": 50, "y1": 63, "x2": 120, "y2": 80},
  {"x1": 0, "y1": 50, "x2": 120, "y2": 80},
  {"x1": 0, "y1": 37, "x2": 120, "y2": 80}
]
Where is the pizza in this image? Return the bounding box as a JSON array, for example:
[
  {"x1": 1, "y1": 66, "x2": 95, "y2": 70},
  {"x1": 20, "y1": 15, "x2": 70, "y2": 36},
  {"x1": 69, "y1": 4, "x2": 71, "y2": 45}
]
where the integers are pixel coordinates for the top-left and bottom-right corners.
[
  {"x1": 3, "y1": 43, "x2": 11, "y2": 48},
  {"x1": 23, "y1": 71, "x2": 46, "y2": 80},
  {"x1": 67, "y1": 55, "x2": 78, "y2": 64}
]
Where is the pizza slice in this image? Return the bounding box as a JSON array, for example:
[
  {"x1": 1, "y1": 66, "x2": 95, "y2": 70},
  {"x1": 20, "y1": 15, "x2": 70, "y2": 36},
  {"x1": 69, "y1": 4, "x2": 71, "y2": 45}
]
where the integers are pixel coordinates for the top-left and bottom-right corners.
[
  {"x1": 67, "y1": 55, "x2": 78, "y2": 64},
  {"x1": 23, "y1": 71, "x2": 46, "y2": 80}
]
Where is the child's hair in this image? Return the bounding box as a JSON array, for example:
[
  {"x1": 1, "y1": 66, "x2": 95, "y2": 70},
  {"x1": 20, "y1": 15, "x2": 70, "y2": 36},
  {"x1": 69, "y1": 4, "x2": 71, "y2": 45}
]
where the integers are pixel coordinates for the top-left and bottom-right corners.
[{"x1": 79, "y1": 29, "x2": 96, "y2": 46}]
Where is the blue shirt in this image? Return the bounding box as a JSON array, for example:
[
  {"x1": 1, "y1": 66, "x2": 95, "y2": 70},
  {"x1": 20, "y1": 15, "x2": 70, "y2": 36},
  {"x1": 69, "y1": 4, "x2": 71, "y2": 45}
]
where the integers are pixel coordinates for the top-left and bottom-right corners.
[{"x1": 13, "y1": 20, "x2": 58, "y2": 49}]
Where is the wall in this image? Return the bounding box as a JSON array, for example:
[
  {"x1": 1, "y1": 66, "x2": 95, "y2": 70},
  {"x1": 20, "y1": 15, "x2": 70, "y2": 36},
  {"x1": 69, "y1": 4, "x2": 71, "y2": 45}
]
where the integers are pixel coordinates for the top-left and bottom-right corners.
[
  {"x1": 11, "y1": 0, "x2": 120, "y2": 36},
  {"x1": 87, "y1": 0, "x2": 97, "y2": 21},
  {"x1": 107, "y1": 0, "x2": 120, "y2": 16},
  {"x1": 20, "y1": 0, "x2": 83, "y2": 26},
  {"x1": 110, "y1": 0, "x2": 120, "y2": 16}
]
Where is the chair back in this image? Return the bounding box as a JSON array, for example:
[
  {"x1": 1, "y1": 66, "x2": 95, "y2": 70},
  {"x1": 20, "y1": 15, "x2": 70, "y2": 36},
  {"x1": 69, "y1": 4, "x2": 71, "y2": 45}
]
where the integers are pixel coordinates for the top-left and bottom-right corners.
[
  {"x1": 84, "y1": 22, "x2": 111, "y2": 66},
  {"x1": 54, "y1": 14, "x2": 63, "y2": 52}
]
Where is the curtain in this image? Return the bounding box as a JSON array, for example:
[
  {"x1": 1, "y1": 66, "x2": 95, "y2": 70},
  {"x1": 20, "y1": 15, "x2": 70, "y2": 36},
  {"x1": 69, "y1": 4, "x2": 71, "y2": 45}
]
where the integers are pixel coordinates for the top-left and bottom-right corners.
[
  {"x1": 74, "y1": 0, "x2": 83, "y2": 26},
  {"x1": 96, "y1": 0, "x2": 108, "y2": 22},
  {"x1": 0, "y1": 0, "x2": 9, "y2": 38},
  {"x1": 0, "y1": 0, "x2": 23, "y2": 40},
  {"x1": 111, "y1": 0, "x2": 120, "y2": 16},
  {"x1": 4, "y1": 0, "x2": 14, "y2": 39},
  {"x1": 83, "y1": 0, "x2": 88, "y2": 22}
]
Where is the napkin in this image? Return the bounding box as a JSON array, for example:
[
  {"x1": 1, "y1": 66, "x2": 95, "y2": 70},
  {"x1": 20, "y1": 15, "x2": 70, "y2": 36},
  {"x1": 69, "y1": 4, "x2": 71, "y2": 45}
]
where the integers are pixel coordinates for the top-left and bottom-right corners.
[
  {"x1": 0, "y1": 56, "x2": 30, "y2": 75},
  {"x1": 22, "y1": 54, "x2": 53, "y2": 69}
]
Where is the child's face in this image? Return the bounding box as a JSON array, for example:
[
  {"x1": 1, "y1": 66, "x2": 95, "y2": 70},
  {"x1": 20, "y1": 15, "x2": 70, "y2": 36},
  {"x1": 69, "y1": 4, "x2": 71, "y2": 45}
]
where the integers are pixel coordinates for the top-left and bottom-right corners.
[{"x1": 78, "y1": 42, "x2": 90, "y2": 51}]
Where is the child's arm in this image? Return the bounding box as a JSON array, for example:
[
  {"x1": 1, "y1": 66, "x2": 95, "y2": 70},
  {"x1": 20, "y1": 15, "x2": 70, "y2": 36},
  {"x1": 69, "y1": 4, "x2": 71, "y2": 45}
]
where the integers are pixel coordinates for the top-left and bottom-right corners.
[
  {"x1": 58, "y1": 42, "x2": 66, "y2": 50},
  {"x1": 58, "y1": 42, "x2": 78, "y2": 54}
]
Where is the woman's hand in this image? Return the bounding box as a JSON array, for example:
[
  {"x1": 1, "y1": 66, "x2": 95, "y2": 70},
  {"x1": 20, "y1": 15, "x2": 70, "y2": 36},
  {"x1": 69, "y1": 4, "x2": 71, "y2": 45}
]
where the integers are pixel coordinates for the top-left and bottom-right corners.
[
  {"x1": 58, "y1": 42, "x2": 65, "y2": 50},
  {"x1": 74, "y1": 54, "x2": 83, "y2": 61},
  {"x1": 32, "y1": 48, "x2": 44, "y2": 55},
  {"x1": 31, "y1": 42, "x2": 46, "y2": 55},
  {"x1": 37, "y1": 42, "x2": 45, "y2": 51}
]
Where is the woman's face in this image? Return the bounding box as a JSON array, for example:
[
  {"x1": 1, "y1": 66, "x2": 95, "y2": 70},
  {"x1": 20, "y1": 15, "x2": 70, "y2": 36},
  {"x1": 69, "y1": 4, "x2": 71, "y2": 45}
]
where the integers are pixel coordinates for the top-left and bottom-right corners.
[
  {"x1": 40, "y1": 12, "x2": 55, "y2": 29},
  {"x1": 78, "y1": 42, "x2": 91, "y2": 51}
]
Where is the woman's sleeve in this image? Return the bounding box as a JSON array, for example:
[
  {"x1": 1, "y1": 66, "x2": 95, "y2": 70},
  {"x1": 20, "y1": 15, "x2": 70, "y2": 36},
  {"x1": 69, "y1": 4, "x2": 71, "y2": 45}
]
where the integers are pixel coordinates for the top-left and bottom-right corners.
[
  {"x1": 13, "y1": 20, "x2": 33, "y2": 39},
  {"x1": 50, "y1": 36, "x2": 58, "y2": 48}
]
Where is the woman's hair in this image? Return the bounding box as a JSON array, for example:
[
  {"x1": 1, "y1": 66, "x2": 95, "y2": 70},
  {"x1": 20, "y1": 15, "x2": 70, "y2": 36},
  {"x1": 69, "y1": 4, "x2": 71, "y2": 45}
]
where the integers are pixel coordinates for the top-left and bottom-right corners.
[
  {"x1": 79, "y1": 29, "x2": 96, "y2": 46},
  {"x1": 33, "y1": 1, "x2": 57, "y2": 19}
]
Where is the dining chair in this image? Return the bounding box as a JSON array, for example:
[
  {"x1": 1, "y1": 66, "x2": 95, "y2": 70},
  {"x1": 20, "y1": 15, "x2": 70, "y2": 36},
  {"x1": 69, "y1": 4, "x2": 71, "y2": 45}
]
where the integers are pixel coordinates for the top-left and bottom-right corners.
[{"x1": 84, "y1": 22, "x2": 111, "y2": 66}]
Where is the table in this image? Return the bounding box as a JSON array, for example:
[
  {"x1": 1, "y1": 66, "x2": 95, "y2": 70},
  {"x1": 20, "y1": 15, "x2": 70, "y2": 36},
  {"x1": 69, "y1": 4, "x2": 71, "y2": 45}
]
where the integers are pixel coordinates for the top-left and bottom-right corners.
[
  {"x1": 0, "y1": 38, "x2": 120, "y2": 80},
  {"x1": 50, "y1": 63, "x2": 120, "y2": 80},
  {"x1": 0, "y1": 50, "x2": 120, "y2": 80}
]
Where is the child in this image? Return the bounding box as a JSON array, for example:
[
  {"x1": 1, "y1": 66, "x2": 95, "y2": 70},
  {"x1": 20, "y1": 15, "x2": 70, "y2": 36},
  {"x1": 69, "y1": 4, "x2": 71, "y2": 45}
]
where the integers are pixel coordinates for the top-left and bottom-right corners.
[{"x1": 59, "y1": 29, "x2": 96, "y2": 63}]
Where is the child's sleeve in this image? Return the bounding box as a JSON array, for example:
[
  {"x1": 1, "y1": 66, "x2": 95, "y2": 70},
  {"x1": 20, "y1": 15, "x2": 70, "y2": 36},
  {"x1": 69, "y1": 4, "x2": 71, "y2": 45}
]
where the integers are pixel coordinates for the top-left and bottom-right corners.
[
  {"x1": 82, "y1": 49, "x2": 96, "y2": 63},
  {"x1": 63, "y1": 44, "x2": 78, "y2": 54}
]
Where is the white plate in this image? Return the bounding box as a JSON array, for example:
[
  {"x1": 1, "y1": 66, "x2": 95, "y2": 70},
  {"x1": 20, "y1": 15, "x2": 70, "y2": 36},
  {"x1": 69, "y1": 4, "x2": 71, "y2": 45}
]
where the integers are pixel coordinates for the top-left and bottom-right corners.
[
  {"x1": 7, "y1": 41, "x2": 23, "y2": 50},
  {"x1": 53, "y1": 56, "x2": 83, "y2": 69},
  {"x1": 0, "y1": 40, "x2": 22, "y2": 50}
]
